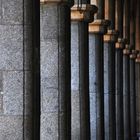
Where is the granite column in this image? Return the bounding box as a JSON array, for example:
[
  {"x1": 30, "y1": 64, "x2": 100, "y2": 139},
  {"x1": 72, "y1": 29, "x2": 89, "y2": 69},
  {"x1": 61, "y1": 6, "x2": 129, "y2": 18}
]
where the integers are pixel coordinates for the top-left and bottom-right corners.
[
  {"x1": 123, "y1": 0, "x2": 131, "y2": 139},
  {"x1": 40, "y1": 0, "x2": 73, "y2": 139},
  {"x1": 71, "y1": 4, "x2": 97, "y2": 140},
  {"x1": 115, "y1": 0, "x2": 125, "y2": 140},
  {"x1": 135, "y1": 0, "x2": 140, "y2": 138},
  {"x1": 89, "y1": 0, "x2": 110, "y2": 139},
  {"x1": 129, "y1": 0, "x2": 137, "y2": 139},
  {"x1": 130, "y1": 50, "x2": 137, "y2": 140},
  {"x1": 103, "y1": 0, "x2": 118, "y2": 139}
]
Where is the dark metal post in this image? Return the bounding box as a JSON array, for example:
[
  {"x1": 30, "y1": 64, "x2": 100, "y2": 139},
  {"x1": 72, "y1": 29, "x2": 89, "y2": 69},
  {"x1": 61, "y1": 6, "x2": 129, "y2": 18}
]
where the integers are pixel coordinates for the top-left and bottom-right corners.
[
  {"x1": 104, "y1": 0, "x2": 118, "y2": 139},
  {"x1": 89, "y1": 0, "x2": 110, "y2": 139},
  {"x1": 71, "y1": 4, "x2": 97, "y2": 140}
]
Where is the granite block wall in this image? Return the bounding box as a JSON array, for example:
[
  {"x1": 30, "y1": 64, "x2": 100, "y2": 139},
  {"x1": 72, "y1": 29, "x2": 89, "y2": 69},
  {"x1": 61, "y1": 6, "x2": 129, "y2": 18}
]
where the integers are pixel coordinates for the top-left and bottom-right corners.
[{"x1": 0, "y1": 0, "x2": 33, "y2": 139}]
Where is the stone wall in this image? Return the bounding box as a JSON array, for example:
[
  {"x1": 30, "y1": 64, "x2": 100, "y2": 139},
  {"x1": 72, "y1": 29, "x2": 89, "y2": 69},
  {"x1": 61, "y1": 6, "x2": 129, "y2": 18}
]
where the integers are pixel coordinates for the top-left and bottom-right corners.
[{"x1": 0, "y1": 0, "x2": 33, "y2": 139}]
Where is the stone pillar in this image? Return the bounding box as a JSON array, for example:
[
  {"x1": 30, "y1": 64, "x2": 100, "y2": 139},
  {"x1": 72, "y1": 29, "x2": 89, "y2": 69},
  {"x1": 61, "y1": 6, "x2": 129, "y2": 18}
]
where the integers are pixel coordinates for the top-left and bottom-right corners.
[
  {"x1": 40, "y1": 0, "x2": 73, "y2": 139},
  {"x1": 129, "y1": 1, "x2": 137, "y2": 139},
  {"x1": 116, "y1": 39, "x2": 125, "y2": 140},
  {"x1": 135, "y1": 0, "x2": 140, "y2": 138},
  {"x1": 71, "y1": 4, "x2": 97, "y2": 140},
  {"x1": 89, "y1": 0, "x2": 110, "y2": 139},
  {"x1": 136, "y1": 54, "x2": 140, "y2": 139},
  {"x1": 115, "y1": 0, "x2": 125, "y2": 140},
  {"x1": 130, "y1": 50, "x2": 137, "y2": 140},
  {"x1": 123, "y1": 45, "x2": 131, "y2": 140},
  {"x1": 103, "y1": 0, "x2": 118, "y2": 139},
  {"x1": 115, "y1": 39, "x2": 125, "y2": 140},
  {"x1": 0, "y1": 0, "x2": 33, "y2": 139},
  {"x1": 123, "y1": 0, "x2": 131, "y2": 139}
]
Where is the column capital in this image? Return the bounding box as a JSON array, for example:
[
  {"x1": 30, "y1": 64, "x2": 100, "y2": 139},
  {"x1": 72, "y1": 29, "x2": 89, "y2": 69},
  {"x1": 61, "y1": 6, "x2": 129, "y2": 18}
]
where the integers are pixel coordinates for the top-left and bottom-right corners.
[
  {"x1": 104, "y1": 30, "x2": 119, "y2": 43},
  {"x1": 136, "y1": 53, "x2": 140, "y2": 63},
  {"x1": 89, "y1": 19, "x2": 110, "y2": 34},
  {"x1": 123, "y1": 44, "x2": 131, "y2": 55},
  {"x1": 71, "y1": 4, "x2": 97, "y2": 22},
  {"x1": 116, "y1": 38, "x2": 127, "y2": 49},
  {"x1": 40, "y1": 0, "x2": 74, "y2": 6},
  {"x1": 130, "y1": 50, "x2": 139, "y2": 59}
]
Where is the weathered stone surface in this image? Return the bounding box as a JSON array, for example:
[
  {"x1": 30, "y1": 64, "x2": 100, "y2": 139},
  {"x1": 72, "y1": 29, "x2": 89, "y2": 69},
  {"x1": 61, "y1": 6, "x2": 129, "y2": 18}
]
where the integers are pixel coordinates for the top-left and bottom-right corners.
[
  {"x1": 2, "y1": 0, "x2": 23, "y2": 24},
  {"x1": 41, "y1": 5, "x2": 58, "y2": 40},
  {"x1": 104, "y1": 43, "x2": 109, "y2": 94},
  {"x1": 71, "y1": 93, "x2": 80, "y2": 140},
  {"x1": 3, "y1": 71, "x2": 23, "y2": 115},
  {"x1": 41, "y1": 112, "x2": 59, "y2": 140},
  {"x1": 0, "y1": 42, "x2": 23, "y2": 70},
  {"x1": 41, "y1": 40, "x2": 58, "y2": 78},
  {"x1": 0, "y1": 71, "x2": 3, "y2": 92},
  {"x1": 90, "y1": 93, "x2": 96, "y2": 140},
  {"x1": 0, "y1": 94, "x2": 3, "y2": 113},
  {"x1": 3, "y1": 93, "x2": 23, "y2": 115},
  {"x1": 71, "y1": 22, "x2": 79, "y2": 91},
  {"x1": 104, "y1": 93, "x2": 109, "y2": 140},
  {"x1": 41, "y1": 88, "x2": 58, "y2": 113},
  {"x1": 41, "y1": 77, "x2": 58, "y2": 89},
  {"x1": 3, "y1": 71, "x2": 23, "y2": 95},
  {"x1": 0, "y1": 0, "x2": 2, "y2": 24},
  {"x1": 89, "y1": 34, "x2": 96, "y2": 93},
  {"x1": 0, "y1": 25, "x2": 23, "y2": 70},
  {"x1": 0, "y1": 25, "x2": 23, "y2": 42},
  {"x1": 0, "y1": 116, "x2": 23, "y2": 140}
]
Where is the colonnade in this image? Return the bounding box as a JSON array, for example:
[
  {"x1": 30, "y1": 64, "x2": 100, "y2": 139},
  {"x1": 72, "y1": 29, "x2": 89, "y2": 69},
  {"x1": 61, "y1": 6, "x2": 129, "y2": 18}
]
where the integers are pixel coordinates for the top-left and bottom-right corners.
[{"x1": 40, "y1": 0, "x2": 140, "y2": 139}]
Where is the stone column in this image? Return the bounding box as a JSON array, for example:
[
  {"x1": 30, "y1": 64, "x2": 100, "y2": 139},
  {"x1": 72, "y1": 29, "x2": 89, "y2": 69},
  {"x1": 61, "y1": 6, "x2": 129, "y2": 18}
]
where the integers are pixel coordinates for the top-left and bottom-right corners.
[
  {"x1": 71, "y1": 4, "x2": 97, "y2": 140},
  {"x1": 89, "y1": 0, "x2": 110, "y2": 139},
  {"x1": 136, "y1": 54, "x2": 140, "y2": 139},
  {"x1": 115, "y1": 39, "x2": 125, "y2": 140},
  {"x1": 130, "y1": 50, "x2": 137, "y2": 140},
  {"x1": 123, "y1": 45, "x2": 131, "y2": 140},
  {"x1": 129, "y1": 1, "x2": 137, "y2": 139},
  {"x1": 115, "y1": 0, "x2": 125, "y2": 140},
  {"x1": 103, "y1": 0, "x2": 118, "y2": 139},
  {"x1": 0, "y1": 0, "x2": 33, "y2": 139},
  {"x1": 135, "y1": 0, "x2": 140, "y2": 138},
  {"x1": 123, "y1": 0, "x2": 131, "y2": 139},
  {"x1": 40, "y1": 0, "x2": 73, "y2": 139}
]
